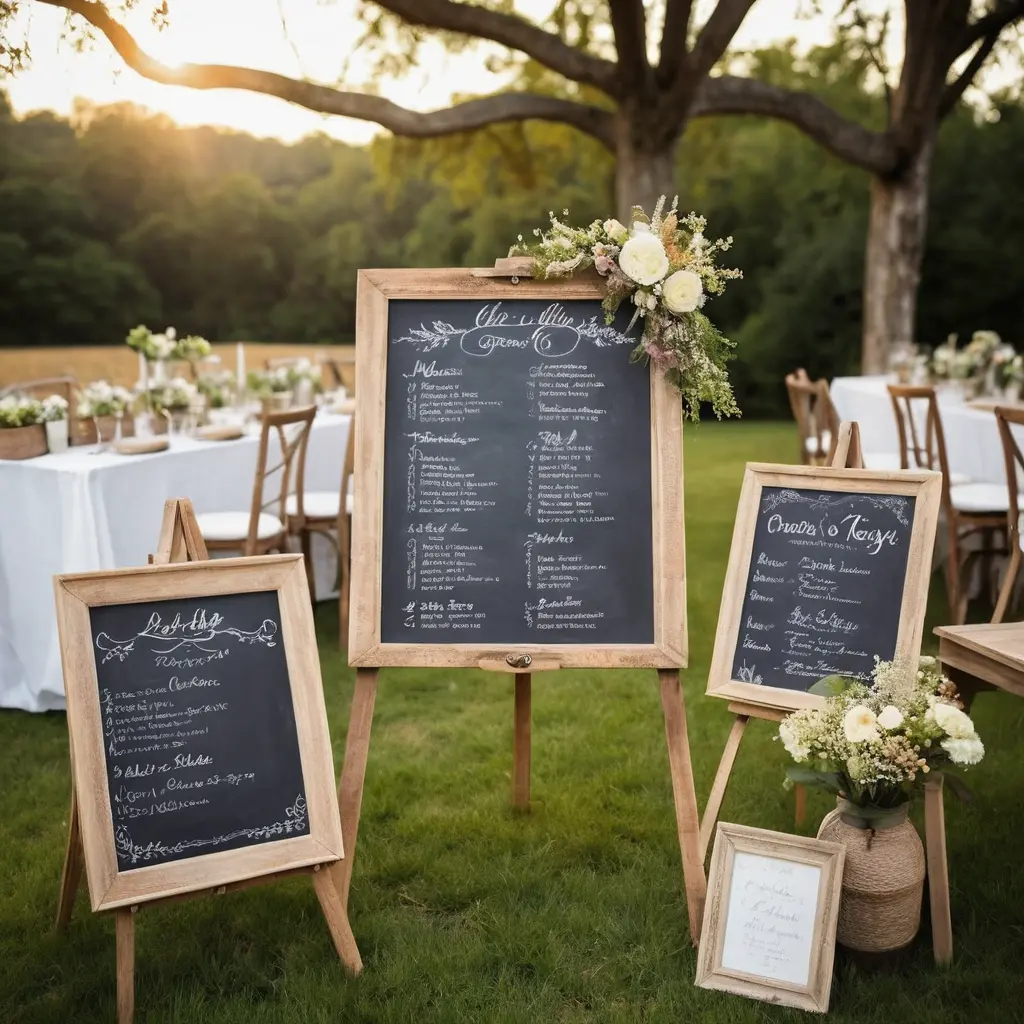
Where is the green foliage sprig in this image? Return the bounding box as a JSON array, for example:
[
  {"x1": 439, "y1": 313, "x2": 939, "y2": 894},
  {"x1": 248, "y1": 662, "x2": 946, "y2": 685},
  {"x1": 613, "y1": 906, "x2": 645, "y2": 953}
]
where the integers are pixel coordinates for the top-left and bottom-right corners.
[{"x1": 510, "y1": 196, "x2": 742, "y2": 421}]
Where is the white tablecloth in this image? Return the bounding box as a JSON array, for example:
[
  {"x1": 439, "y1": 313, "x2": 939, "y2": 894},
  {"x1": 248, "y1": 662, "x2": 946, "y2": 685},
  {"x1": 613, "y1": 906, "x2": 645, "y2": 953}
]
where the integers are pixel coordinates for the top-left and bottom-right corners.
[
  {"x1": 831, "y1": 376, "x2": 1009, "y2": 485},
  {"x1": 0, "y1": 414, "x2": 350, "y2": 712}
]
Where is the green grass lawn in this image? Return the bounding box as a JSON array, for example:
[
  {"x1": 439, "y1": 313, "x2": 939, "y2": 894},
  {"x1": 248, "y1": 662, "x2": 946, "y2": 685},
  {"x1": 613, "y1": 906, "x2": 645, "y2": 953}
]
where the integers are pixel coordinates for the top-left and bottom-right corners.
[{"x1": 3, "y1": 422, "x2": 1023, "y2": 1023}]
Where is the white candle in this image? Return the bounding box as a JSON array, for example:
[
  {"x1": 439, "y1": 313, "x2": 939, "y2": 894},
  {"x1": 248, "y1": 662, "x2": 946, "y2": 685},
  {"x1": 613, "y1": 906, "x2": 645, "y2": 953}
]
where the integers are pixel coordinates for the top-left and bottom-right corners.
[{"x1": 236, "y1": 342, "x2": 245, "y2": 399}]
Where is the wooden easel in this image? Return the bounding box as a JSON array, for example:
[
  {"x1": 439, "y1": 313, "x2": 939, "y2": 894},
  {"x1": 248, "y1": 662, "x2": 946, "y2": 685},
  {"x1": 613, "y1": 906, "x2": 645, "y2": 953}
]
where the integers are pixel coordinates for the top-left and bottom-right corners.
[
  {"x1": 55, "y1": 498, "x2": 361, "y2": 1024},
  {"x1": 698, "y1": 423, "x2": 864, "y2": 862},
  {"x1": 330, "y1": 658, "x2": 707, "y2": 942}
]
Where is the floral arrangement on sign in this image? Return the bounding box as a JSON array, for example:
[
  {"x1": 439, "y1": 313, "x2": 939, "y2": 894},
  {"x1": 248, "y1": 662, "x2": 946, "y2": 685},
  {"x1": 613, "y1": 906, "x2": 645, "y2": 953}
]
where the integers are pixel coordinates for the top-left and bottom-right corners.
[
  {"x1": 509, "y1": 196, "x2": 741, "y2": 421},
  {"x1": 779, "y1": 657, "x2": 983, "y2": 819},
  {"x1": 197, "y1": 369, "x2": 236, "y2": 409},
  {"x1": 75, "y1": 382, "x2": 133, "y2": 419},
  {"x1": 150, "y1": 377, "x2": 198, "y2": 413}
]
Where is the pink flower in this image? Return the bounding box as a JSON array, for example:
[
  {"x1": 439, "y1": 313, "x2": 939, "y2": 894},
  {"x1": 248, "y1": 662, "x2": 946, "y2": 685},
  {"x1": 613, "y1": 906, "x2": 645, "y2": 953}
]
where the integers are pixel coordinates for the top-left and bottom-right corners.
[
  {"x1": 594, "y1": 254, "x2": 614, "y2": 275},
  {"x1": 643, "y1": 339, "x2": 677, "y2": 369}
]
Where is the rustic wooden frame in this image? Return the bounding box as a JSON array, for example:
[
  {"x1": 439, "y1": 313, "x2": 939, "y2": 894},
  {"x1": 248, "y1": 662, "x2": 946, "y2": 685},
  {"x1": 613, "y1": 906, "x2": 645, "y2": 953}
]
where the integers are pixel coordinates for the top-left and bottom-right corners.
[
  {"x1": 53, "y1": 553, "x2": 344, "y2": 912},
  {"x1": 348, "y1": 267, "x2": 686, "y2": 670},
  {"x1": 707, "y1": 462, "x2": 941, "y2": 713},
  {"x1": 696, "y1": 823, "x2": 845, "y2": 1013}
]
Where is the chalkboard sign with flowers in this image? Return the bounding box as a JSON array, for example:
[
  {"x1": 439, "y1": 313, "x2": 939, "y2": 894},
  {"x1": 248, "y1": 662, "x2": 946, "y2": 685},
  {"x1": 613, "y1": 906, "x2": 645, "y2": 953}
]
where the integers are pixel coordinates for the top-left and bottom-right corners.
[{"x1": 510, "y1": 195, "x2": 742, "y2": 421}]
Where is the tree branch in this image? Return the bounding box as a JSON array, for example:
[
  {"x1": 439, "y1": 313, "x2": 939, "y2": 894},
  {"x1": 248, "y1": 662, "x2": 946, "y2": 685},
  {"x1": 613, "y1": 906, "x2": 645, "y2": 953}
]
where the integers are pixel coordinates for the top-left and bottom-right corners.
[
  {"x1": 940, "y1": 29, "x2": 1001, "y2": 120},
  {"x1": 959, "y1": 0, "x2": 1024, "y2": 53},
  {"x1": 34, "y1": 0, "x2": 616, "y2": 147},
  {"x1": 692, "y1": 75, "x2": 898, "y2": 174},
  {"x1": 689, "y1": 0, "x2": 757, "y2": 81},
  {"x1": 657, "y1": 0, "x2": 694, "y2": 86},
  {"x1": 371, "y1": 0, "x2": 619, "y2": 96},
  {"x1": 608, "y1": 0, "x2": 649, "y2": 92}
]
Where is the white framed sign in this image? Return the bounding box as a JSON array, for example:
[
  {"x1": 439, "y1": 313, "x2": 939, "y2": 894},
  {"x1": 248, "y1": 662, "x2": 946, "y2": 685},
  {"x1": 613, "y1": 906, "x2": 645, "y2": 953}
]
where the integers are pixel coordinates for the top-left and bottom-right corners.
[{"x1": 695, "y1": 822, "x2": 846, "y2": 1013}]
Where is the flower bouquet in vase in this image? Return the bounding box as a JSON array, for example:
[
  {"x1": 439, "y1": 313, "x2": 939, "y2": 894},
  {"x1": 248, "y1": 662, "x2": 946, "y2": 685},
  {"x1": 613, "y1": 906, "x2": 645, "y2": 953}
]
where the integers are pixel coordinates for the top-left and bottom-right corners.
[
  {"x1": 151, "y1": 378, "x2": 199, "y2": 436},
  {"x1": 779, "y1": 657, "x2": 984, "y2": 953},
  {"x1": 248, "y1": 368, "x2": 293, "y2": 413},
  {"x1": 126, "y1": 324, "x2": 178, "y2": 386},
  {"x1": 41, "y1": 395, "x2": 70, "y2": 453},
  {"x1": 74, "y1": 382, "x2": 134, "y2": 446},
  {"x1": 286, "y1": 358, "x2": 323, "y2": 407},
  {"x1": 0, "y1": 395, "x2": 47, "y2": 460}
]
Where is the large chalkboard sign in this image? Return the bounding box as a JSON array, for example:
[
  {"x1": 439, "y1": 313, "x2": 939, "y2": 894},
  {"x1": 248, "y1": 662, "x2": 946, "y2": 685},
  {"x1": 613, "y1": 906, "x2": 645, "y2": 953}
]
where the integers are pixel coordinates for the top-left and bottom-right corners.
[
  {"x1": 350, "y1": 268, "x2": 687, "y2": 669},
  {"x1": 54, "y1": 555, "x2": 343, "y2": 910},
  {"x1": 707, "y1": 464, "x2": 941, "y2": 713}
]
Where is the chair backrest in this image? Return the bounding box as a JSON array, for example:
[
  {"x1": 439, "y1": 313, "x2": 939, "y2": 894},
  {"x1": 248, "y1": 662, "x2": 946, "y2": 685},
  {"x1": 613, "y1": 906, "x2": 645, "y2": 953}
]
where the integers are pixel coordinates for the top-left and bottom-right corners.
[
  {"x1": 246, "y1": 405, "x2": 317, "y2": 553},
  {"x1": 995, "y1": 405, "x2": 1024, "y2": 551},
  {"x1": 784, "y1": 371, "x2": 836, "y2": 463},
  {"x1": 1, "y1": 375, "x2": 77, "y2": 415},
  {"x1": 886, "y1": 384, "x2": 951, "y2": 477}
]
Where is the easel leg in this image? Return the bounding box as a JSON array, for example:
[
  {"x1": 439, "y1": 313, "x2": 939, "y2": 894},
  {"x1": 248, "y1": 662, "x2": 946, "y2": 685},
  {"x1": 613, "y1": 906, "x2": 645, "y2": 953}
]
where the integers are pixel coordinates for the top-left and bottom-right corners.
[
  {"x1": 658, "y1": 670, "x2": 707, "y2": 945},
  {"x1": 115, "y1": 908, "x2": 135, "y2": 1024},
  {"x1": 698, "y1": 715, "x2": 748, "y2": 862},
  {"x1": 924, "y1": 775, "x2": 953, "y2": 966},
  {"x1": 56, "y1": 786, "x2": 83, "y2": 932},
  {"x1": 312, "y1": 869, "x2": 363, "y2": 974},
  {"x1": 512, "y1": 673, "x2": 531, "y2": 811},
  {"x1": 333, "y1": 668, "x2": 379, "y2": 910}
]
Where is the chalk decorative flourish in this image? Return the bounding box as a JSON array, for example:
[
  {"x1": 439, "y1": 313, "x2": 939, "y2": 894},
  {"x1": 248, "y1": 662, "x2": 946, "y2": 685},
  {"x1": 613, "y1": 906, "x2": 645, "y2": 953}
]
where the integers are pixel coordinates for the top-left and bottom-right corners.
[{"x1": 761, "y1": 489, "x2": 910, "y2": 527}]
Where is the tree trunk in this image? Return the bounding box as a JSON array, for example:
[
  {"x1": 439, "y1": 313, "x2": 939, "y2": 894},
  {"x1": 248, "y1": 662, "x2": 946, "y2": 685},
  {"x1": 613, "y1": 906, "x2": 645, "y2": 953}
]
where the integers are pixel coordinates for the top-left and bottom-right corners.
[
  {"x1": 614, "y1": 116, "x2": 678, "y2": 222},
  {"x1": 861, "y1": 133, "x2": 935, "y2": 374}
]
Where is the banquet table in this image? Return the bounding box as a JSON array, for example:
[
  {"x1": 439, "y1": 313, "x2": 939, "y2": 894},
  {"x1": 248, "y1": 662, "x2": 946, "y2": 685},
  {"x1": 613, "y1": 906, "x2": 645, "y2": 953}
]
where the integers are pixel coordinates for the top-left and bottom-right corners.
[
  {"x1": 831, "y1": 375, "x2": 1012, "y2": 485},
  {"x1": 0, "y1": 413, "x2": 350, "y2": 713}
]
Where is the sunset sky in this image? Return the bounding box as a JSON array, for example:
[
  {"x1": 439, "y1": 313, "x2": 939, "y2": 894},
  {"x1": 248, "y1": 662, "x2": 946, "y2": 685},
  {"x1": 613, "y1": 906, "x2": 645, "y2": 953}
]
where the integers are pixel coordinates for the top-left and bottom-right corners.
[{"x1": 4, "y1": 1, "x2": 901, "y2": 143}]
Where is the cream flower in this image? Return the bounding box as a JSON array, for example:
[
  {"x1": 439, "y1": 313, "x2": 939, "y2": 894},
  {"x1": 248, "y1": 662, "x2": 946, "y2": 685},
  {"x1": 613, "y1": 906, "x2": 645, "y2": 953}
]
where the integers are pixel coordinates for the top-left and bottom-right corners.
[
  {"x1": 630, "y1": 221, "x2": 651, "y2": 235},
  {"x1": 877, "y1": 705, "x2": 904, "y2": 731},
  {"x1": 662, "y1": 270, "x2": 704, "y2": 314},
  {"x1": 603, "y1": 218, "x2": 628, "y2": 244},
  {"x1": 779, "y1": 719, "x2": 810, "y2": 762},
  {"x1": 929, "y1": 702, "x2": 975, "y2": 739},
  {"x1": 618, "y1": 233, "x2": 669, "y2": 286},
  {"x1": 843, "y1": 705, "x2": 879, "y2": 743},
  {"x1": 941, "y1": 734, "x2": 985, "y2": 765}
]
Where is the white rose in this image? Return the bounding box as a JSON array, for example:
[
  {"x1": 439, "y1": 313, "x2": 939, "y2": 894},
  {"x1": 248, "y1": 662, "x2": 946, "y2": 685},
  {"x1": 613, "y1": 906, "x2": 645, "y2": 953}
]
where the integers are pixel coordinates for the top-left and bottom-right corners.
[
  {"x1": 929, "y1": 702, "x2": 975, "y2": 739},
  {"x1": 618, "y1": 233, "x2": 669, "y2": 286},
  {"x1": 877, "y1": 705, "x2": 904, "y2": 730},
  {"x1": 603, "y1": 219, "x2": 628, "y2": 244},
  {"x1": 941, "y1": 734, "x2": 984, "y2": 765},
  {"x1": 843, "y1": 704, "x2": 879, "y2": 743},
  {"x1": 661, "y1": 269, "x2": 704, "y2": 314}
]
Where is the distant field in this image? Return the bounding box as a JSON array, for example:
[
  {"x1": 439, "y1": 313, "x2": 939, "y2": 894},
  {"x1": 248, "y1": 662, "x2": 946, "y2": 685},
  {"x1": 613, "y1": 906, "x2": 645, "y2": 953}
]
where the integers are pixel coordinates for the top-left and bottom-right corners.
[{"x1": 0, "y1": 344, "x2": 357, "y2": 391}]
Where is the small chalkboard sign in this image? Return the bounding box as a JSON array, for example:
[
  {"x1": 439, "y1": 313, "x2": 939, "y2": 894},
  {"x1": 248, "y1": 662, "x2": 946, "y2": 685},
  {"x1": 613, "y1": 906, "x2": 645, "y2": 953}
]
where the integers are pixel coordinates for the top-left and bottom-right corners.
[
  {"x1": 707, "y1": 464, "x2": 941, "y2": 713},
  {"x1": 54, "y1": 554, "x2": 343, "y2": 911},
  {"x1": 349, "y1": 268, "x2": 686, "y2": 669}
]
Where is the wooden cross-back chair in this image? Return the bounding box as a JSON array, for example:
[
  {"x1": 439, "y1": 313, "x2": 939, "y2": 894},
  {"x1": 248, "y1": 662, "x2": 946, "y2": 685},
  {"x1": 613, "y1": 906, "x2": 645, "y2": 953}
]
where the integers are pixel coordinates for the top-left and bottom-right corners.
[
  {"x1": 286, "y1": 415, "x2": 356, "y2": 646},
  {"x1": 888, "y1": 384, "x2": 1010, "y2": 622},
  {"x1": 993, "y1": 406, "x2": 1024, "y2": 622},
  {"x1": 785, "y1": 370, "x2": 837, "y2": 465},
  {"x1": 195, "y1": 405, "x2": 317, "y2": 557}
]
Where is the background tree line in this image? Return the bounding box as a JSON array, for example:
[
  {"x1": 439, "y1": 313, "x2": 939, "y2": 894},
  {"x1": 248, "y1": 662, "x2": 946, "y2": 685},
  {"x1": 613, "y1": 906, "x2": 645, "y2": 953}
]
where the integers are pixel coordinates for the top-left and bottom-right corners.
[{"x1": 1, "y1": 43, "x2": 1022, "y2": 416}]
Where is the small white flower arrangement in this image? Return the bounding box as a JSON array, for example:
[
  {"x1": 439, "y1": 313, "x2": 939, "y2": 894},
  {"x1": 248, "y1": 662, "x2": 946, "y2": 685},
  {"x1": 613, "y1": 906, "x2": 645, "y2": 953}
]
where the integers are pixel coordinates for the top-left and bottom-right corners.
[
  {"x1": 175, "y1": 334, "x2": 212, "y2": 363},
  {"x1": 0, "y1": 394, "x2": 44, "y2": 428},
  {"x1": 126, "y1": 324, "x2": 178, "y2": 362},
  {"x1": 510, "y1": 195, "x2": 742, "y2": 420},
  {"x1": 779, "y1": 657, "x2": 984, "y2": 818},
  {"x1": 286, "y1": 358, "x2": 323, "y2": 392},
  {"x1": 76, "y1": 381, "x2": 133, "y2": 419},
  {"x1": 197, "y1": 369, "x2": 236, "y2": 409},
  {"x1": 151, "y1": 377, "x2": 198, "y2": 413},
  {"x1": 41, "y1": 395, "x2": 69, "y2": 422},
  {"x1": 247, "y1": 368, "x2": 292, "y2": 395}
]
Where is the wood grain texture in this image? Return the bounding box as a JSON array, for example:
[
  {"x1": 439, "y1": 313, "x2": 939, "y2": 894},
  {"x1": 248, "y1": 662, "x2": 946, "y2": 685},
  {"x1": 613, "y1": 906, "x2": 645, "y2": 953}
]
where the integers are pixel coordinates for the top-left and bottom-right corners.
[
  {"x1": 347, "y1": 267, "x2": 686, "y2": 669},
  {"x1": 54, "y1": 555, "x2": 342, "y2": 911},
  {"x1": 512, "y1": 674, "x2": 532, "y2": 810},
  {"x1": 924, "y1": 775, "x2": 953, "y2": 966},
  {"x1": 115, "y1": 908, "x2": 135, "y2": 1024},
  {"x1": 55, "y1": 785, "x2": 83, "y2": 932},
  {"x1": 658, "y1": 669, "x2": 706, "y2": 944},
  {"x1": 312, "y1": 869, "x2": 363, "y2": 975},
  {"x1": 936, "y1": 623, "x2": 1024, "y2": 696},
  {"x1": 695, "y1": 823, "x2": 845, "y2": 1013},
  {"x1": 698, "y1": 715, "x2": 748, "y2": 863},
  {"x1": 707, "y1": 463, "x2": 942, "y2": 714},
  {"x1": 332, "y1": 667, "x2": 379, "y2": 909}
]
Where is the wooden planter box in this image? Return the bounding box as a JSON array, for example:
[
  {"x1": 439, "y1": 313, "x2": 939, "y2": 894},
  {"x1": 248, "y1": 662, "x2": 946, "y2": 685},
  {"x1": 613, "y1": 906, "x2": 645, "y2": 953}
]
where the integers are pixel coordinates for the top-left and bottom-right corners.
[
  {"x1": 72, "y1": 414, "x2": 136, "y2": 446},
  {"x1": 0, "y1": 424, "x2": 48, "y2": 460}
]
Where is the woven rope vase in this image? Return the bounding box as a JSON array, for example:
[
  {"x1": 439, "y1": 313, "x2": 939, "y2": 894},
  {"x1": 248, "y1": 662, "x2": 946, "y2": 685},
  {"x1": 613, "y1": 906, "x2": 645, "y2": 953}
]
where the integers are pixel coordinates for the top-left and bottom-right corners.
[{"x1": 817, "y1": 799, "x2": 925, "y2": 953}]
